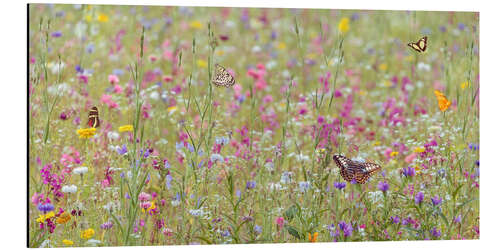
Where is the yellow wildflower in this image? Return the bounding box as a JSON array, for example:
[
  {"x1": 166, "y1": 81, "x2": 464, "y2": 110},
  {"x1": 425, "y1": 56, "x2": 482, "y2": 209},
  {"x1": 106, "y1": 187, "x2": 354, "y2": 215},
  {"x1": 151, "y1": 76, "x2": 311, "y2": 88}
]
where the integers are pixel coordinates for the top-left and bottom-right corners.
[
  {"x1": 190, "y1": 20, "x2": 203, "y2": 29},
  {"x1": 338, "y1": 17, "x2": 350, "y2": 33},
  {"x1": 216, "y1": 50, "x2": 225, "y2": 56},
  {"x1": 76, "y1": 128, "x2": 97, "y2": 139},
  {"x1": 378, "y1": 63, "x2": 388, "y2": 71},
  {"x1": 359, "y1": 90, "x2": 367, "y2": 96},
  {"x1": 118, "y1": 125, "x2": 133, "y2": 133},
  {"x1": 197, "y1": 59, "x2": 207, "y2": 68},
  {"x1": 308, "y1": 232, "x2": 318, "y2": 242},
  {"x1": 85, "y1": 15, "x2": 92, "y2": 22},
  {"x1": 414, "y1": 164, "x2": 422, "y2": 175},
  {"x1": 56, "y1": 212, "x2": 71, "y2": 224},
  {"x1": 277, "y1": 42, "x2": 286, "y2": 50},
  {"x1": 373, "y1": 141, "x2": 381, "y2": 146},
  {"x1": 384, "y1": 80, "x2": 392, "y2": 87},
  {"x1": 80, "y1": 228, "x2": 95, "y2": 239},
  {"x1": 460, "y1": 81, "x2": 470, "y2": 89},
  {"x1": 414, "y1": 147, "x2": 425, "y2": 153},
  {"x1": 434, "y1": 90, "x2": 451, "y2": 112},
  {"x1": 36, "y1": 214, "x2": 46, "y2": 224},
  {"x1": 167, "y1": 106, "x2": 178, "y2": 114},
  {"x1": 37, "y1": 211, "x2": 55, "y2": 224},
  {"x1": 97, "y1": 13, "x2": 109, "y2": 23},
  {"x1": 62, "y1": 239, "x2": 74, "y2": 246},
  {"x1": 390, "y1": 151, "x2": 399, "y2": 157},
  {"x1": 148, "y1": 201, "x2": 157, "y2": 213}
]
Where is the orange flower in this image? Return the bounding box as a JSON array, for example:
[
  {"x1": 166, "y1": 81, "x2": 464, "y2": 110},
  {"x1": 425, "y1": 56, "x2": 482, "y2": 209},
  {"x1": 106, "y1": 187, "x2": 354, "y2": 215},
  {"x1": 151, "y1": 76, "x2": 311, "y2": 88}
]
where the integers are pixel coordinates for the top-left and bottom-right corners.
[
  {"x1": 308, "y1": 232, "x2": 318, "y2": 242},
  {"x1": 56, "y1": 212, "x2": 71, "y2": 224},
  {"x1": 434, "y1": 90, "x2": 451, "y2": 112}
]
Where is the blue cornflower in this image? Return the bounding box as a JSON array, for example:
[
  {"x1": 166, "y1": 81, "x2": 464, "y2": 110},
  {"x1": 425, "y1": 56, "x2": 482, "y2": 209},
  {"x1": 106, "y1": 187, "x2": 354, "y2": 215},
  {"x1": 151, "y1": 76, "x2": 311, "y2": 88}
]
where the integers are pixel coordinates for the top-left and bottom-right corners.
[
  {"x1": 254, "y1": 225, "x2": 262, "y2": 235},
  {"x1": 246, "y1": 180, "x2": 256, "y2": 190},
  {"x1": 298, "y1": 181, "x2": 311, "y2": 192},
  {"x1": 37, "y1": 203, "x2": 54, "y2": 213}
]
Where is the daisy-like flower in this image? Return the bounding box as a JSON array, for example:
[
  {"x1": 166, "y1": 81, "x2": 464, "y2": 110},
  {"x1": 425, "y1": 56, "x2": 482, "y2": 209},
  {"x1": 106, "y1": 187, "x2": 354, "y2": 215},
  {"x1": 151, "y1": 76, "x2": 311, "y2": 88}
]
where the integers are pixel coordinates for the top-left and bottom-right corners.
[
  {"x1": 62, "y1": 239, "x2": 73, "y2": 246},
  {"x1": 76, "y1": 128, "x2": 96, "y2": 139},
  {"x1": 118, "y1": 125, "x2": 133, "y2": 133},
  {"x1": 73, "y1": 167, "x2": 88, "y2": 175},
  {"x1": 62, "y1": 185, "x2": 77, "y2": 194},
  {"x1": 80, "y1": 228, "x2": 95, "y2": 239}
]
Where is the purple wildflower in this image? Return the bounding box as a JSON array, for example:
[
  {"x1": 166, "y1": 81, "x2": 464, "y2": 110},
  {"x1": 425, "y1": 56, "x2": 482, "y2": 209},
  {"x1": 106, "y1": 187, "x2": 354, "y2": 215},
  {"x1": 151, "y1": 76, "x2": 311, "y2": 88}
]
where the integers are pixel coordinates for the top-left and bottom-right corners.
[
  {"x1": 430, "y1": 227, "x2": 441, "y2": 238},
  {"x1": 378, "y1": 181, "x2": 389, "y2": 193},
  {"x1": 246, "y1": 180, "x2": 256, "y2": 190},
  {"x1": 100, "y1": 221, "x2": 113, "y2": 230},
  {"x1": 415, "y1": 191, "x2": 424, "y2": 205},
  {"x1": 402, "y1": 166, "x2": 416, "y2": 177},
  {"x1": 391, "y1": 216, "x2": 400, "y2": 224},
  {"x1": 117, "y1": 144, "x2": 128, "y2": 155},
  {"x1": 37, "y1": 203, "x2": 54, "y2": 213},
  {"x1": 51, "y1": 31, "x2": 62, "y2": 37},
  {"x1": 338, "y1": 221, "x2": 353, "y2": 237},
  {"x1": 334, "y1": 182, "x2": 346, "y2": 190},
  {"x1": 431, "y1": 195, "x2": 442, "y2": 206}
]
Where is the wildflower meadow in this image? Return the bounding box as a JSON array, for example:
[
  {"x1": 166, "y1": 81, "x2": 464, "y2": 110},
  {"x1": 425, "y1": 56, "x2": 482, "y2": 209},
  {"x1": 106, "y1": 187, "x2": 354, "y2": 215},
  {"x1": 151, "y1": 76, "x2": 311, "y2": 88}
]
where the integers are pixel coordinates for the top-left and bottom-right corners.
[{"x1": 28, "y1": 4, "x2": 479, "y2": 247}]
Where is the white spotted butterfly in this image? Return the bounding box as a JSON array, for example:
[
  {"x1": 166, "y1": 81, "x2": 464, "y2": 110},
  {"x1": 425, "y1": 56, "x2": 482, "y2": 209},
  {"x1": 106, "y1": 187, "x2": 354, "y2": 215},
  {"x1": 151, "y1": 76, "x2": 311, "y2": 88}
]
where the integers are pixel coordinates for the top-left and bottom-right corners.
[{"x1": 212, "y1": 64, "x2": 235, "y2": 88}]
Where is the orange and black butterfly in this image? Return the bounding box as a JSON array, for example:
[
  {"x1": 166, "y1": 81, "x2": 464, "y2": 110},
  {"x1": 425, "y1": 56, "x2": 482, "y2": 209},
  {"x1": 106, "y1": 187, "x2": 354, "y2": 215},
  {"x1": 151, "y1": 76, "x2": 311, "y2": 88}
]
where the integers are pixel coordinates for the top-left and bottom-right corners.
[
  {"x1": 87, "y1": 106, "x2": 100, "y2": 128},
  {"x1": 407, "y1": 36, "x2": 427, "y2": 53},
  {"x1": 333, "y1": 155, "x2": 381, "y2": 184}
]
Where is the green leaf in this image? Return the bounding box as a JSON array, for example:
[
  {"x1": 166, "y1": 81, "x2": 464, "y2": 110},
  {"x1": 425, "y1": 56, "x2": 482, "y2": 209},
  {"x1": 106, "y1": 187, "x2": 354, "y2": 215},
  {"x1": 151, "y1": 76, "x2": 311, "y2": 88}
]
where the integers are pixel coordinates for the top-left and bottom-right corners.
[
  {"x1": 285, "y1": 204, "x2": 299, "y2": 221},
  {"x1": 285, "y1": 225, "x2": 303, "y2": 240}
]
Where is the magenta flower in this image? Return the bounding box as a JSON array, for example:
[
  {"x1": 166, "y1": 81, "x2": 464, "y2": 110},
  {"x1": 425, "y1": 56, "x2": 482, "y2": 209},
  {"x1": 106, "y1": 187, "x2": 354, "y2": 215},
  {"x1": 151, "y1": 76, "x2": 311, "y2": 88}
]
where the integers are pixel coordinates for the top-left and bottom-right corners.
[
  {"x1": 275, "y1": 217, "x2": 285, "y2": 228},
  {"x1": 108, "y1": 74, "x2": 120, "y2": 84}
]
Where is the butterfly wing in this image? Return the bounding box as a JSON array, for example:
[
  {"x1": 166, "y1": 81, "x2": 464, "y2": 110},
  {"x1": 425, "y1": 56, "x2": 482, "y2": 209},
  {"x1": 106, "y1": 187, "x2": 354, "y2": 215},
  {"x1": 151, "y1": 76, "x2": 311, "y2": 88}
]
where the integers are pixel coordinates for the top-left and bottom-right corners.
[
  {"x1": 417, "y1": 36, "x2": 427, "y2": 52},
  {"x1": 88, "y1": 106, "x2": 100, "y2": 128},
  {"x1": 353, "y1": 162, "x2": 382, "y2": 184},
  {"x1": 334, "y1": 155, "x2": 382, "y2": 184},
  {"x1": 407, "y1": 36, "x2": 427, "y2": 53},
  {"x1": 333, "y1": 155, "x2": 354, "y2": 182},
  {"x1": 212, "y1": 64, "x2": 235, "y2": 87}
]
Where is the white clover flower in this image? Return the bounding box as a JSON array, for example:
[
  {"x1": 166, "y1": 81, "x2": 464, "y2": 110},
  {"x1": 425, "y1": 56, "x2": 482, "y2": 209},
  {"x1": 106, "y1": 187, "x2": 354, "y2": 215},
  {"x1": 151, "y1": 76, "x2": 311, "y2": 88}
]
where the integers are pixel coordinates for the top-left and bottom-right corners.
[
  {"x1": 62, "y1": 185, "x2": 78, "y2": 194},
  {"x1": 73, "y1": 167, "x2": 88, "y2": 175},
  {"x1": 107, "y1": 131, "x2": 119, "y2": 140},
  {"x1": 210, "y1": 154, "x2": 224, "y2": 163},
  {"x1": 150, "y1": 91, "x2": 160, "y2": 100},
  {"x1": 86, "y1": 239, "x2": 101, "y2": 246},
  {"x1": 280, "y1": 171, "x2": 293, "y2": 184}
]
